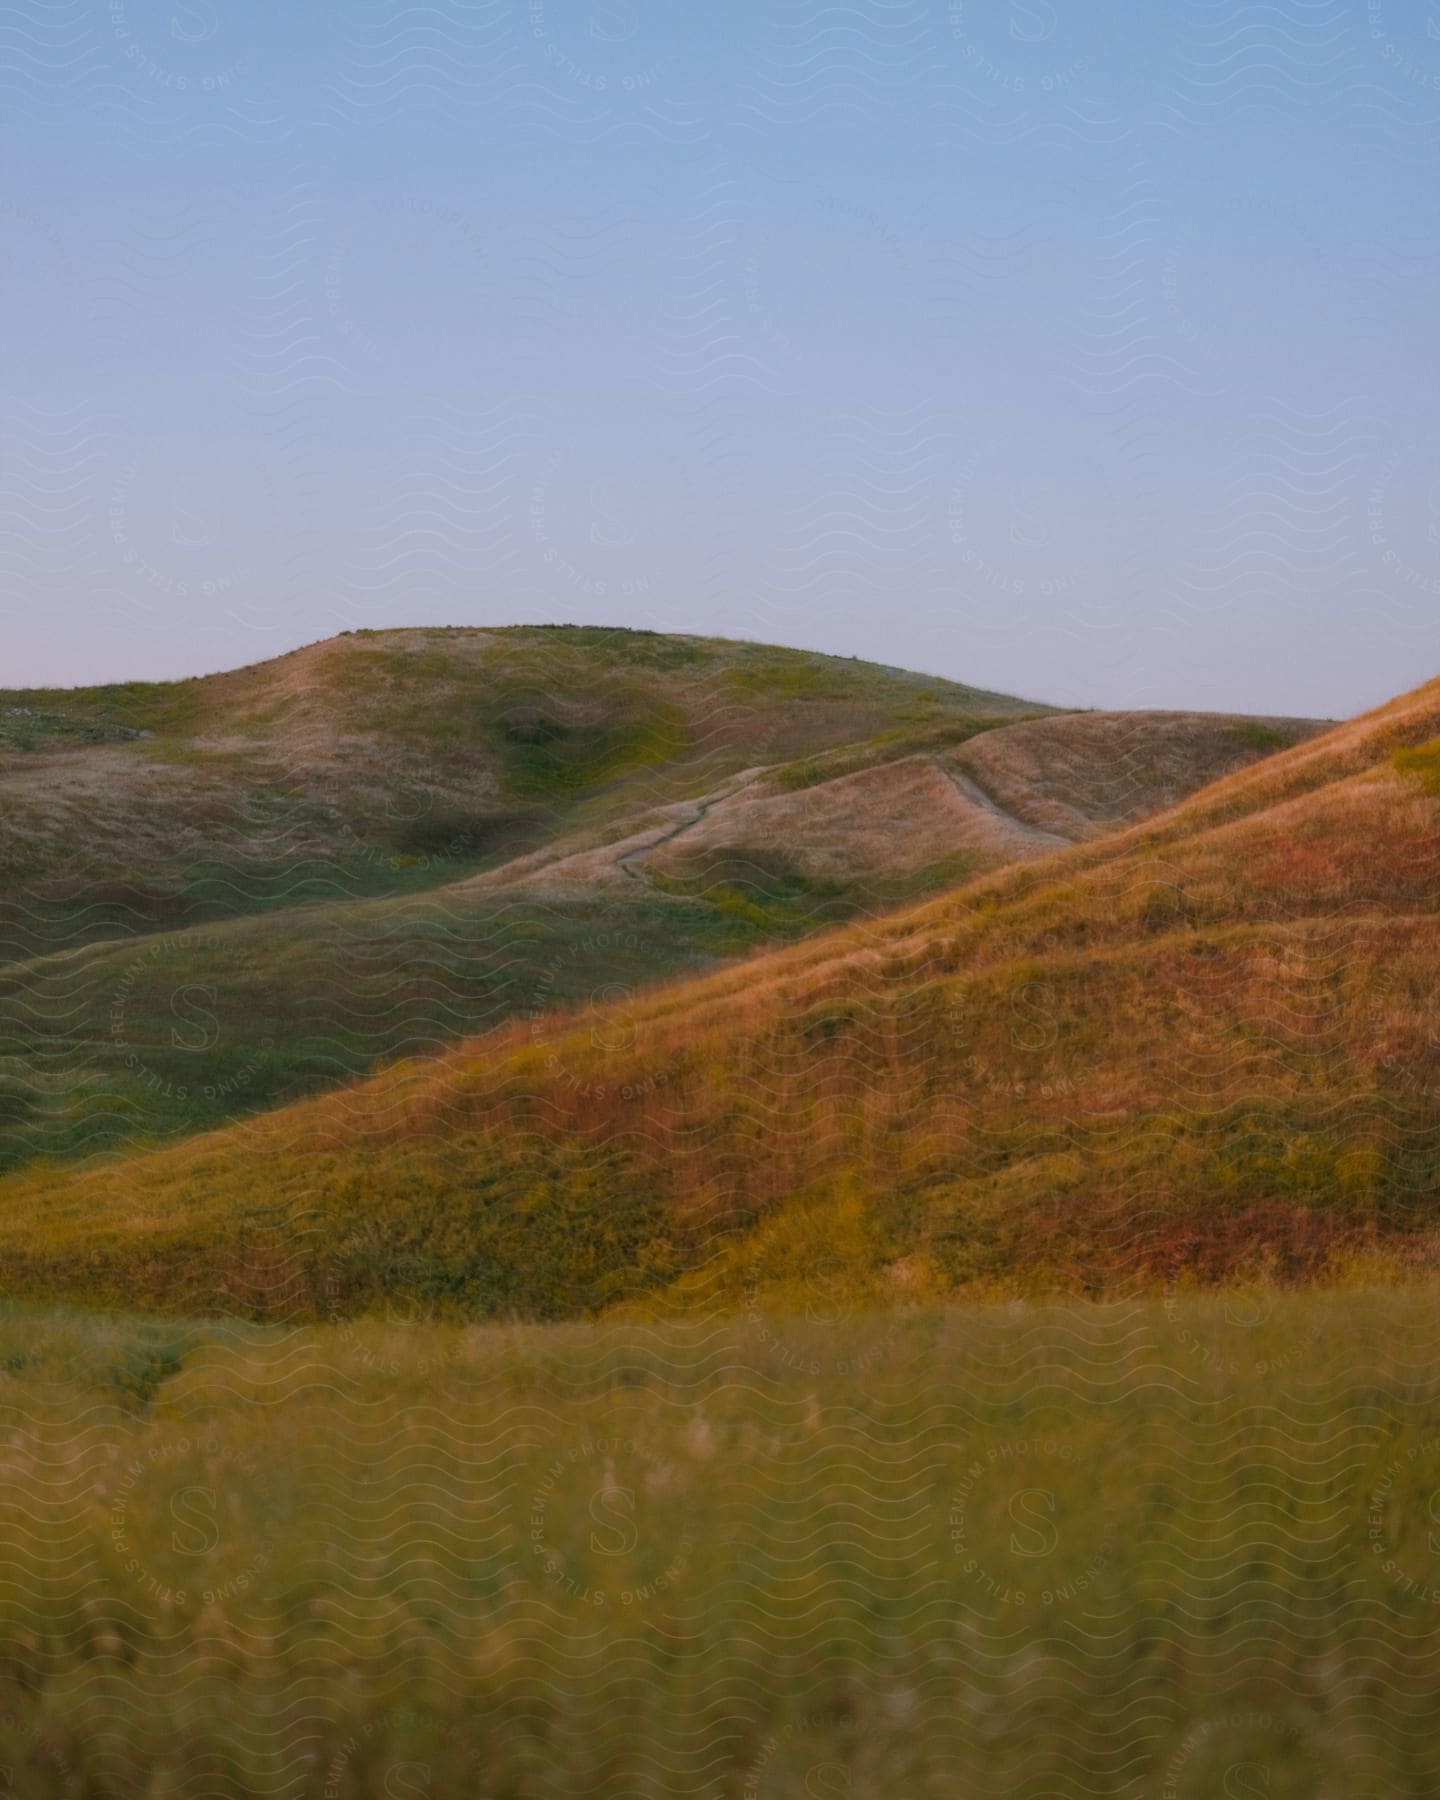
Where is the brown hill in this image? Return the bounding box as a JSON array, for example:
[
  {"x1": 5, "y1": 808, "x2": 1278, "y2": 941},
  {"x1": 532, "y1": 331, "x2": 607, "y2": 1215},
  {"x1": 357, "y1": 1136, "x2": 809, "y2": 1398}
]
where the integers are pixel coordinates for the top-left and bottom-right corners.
[
  {"x1": 0, "y1": 674, "x2": 1427, "y2": 1320},
  {"x1": 0, "y1": 631, "x2": 1322, "y2": 1177}
]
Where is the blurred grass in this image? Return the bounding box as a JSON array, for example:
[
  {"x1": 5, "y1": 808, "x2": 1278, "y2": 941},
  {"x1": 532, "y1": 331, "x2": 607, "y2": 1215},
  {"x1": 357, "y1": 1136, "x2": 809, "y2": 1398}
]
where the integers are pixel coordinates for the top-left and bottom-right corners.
[
  {"x1": 0, "y1": 1291, "x2": 1433, "y2": 1795},
  {"x1": 1392, "y1": 734, "x2": 1440, "y2": 794}
]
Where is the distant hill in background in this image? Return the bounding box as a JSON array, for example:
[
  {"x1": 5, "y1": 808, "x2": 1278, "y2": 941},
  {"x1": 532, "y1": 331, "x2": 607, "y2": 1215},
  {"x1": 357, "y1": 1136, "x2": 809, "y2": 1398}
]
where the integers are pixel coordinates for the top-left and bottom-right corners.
[{"x1": 0, "y1": 624, "x2": 1049, "y2": 949}]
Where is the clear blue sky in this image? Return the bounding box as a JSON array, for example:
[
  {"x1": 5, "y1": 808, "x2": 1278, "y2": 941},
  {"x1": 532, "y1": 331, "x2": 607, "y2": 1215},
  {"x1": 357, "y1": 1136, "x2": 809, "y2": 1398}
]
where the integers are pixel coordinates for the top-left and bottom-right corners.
[{"x1": 4, "y1": 0, "x2": 1438, "y2": 715}]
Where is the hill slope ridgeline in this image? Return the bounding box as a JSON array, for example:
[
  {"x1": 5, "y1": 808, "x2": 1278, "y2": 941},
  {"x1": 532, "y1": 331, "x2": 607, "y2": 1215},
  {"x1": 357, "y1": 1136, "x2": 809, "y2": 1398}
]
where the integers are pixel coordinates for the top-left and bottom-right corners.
[
  {"x1": 0, "y1": 629, "x2": 1319, "y2": 1174},
  {"x1": 1, "y1": 661, "x2": 1426, "y2": 1320}
]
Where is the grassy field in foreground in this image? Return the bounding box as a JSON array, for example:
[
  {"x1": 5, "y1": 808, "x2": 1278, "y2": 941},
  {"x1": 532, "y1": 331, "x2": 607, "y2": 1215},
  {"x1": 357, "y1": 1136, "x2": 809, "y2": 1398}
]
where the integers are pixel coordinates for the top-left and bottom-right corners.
[{"x1": 0, "y1": 1292, "x2": 1437, "y2": 1796}]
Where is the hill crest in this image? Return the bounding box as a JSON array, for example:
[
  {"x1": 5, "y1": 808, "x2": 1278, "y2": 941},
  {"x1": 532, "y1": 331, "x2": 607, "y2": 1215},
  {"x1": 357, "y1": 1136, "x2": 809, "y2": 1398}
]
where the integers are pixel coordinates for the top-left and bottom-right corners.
[{"x1": 0, "y1": 664, "x2": 1425, "y2": 1318}]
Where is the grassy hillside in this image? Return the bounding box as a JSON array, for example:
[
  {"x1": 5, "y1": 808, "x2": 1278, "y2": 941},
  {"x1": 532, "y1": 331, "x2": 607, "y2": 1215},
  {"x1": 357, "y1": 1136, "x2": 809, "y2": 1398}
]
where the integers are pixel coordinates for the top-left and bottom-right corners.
[
  {"x1": 0, "y1": 625, "x2": 1047, "y2": 962},
  {"x1": 0, "y1": 1293, "x2": 1434, "y2": 1797},
  {"x1": 0, "y1": 627, "x2": 1054, "y2": 1166},
  {"x1": 0, "y1": 632, "x2": 1322, "y2": 1176},
  {"x1": 0, "y1": 674, "x2": 1426, "y2": 1318}
]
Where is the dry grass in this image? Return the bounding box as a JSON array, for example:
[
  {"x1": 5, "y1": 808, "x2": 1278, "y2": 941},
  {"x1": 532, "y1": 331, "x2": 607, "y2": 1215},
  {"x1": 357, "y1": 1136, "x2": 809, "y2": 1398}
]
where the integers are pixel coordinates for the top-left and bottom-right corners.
[
  {"x1": 953, "y1": 709, "x2": 1325, "y2": 839},
  {"x1": 0, "y1": 631, "x2": 1339, "y2": 1180},
  {"x1": 644, "y1": 754, "x2": 1050, "y2": 885},
  {"x1": 4, "y1": 675, "x2": 1436, "y2": 1319},
  {"x1": 0, "y1": 626, "x2": 1042, "y2": 951},
  {"x1": 0, "y1": 1292, "x2": 1436, "y2": 1796}
]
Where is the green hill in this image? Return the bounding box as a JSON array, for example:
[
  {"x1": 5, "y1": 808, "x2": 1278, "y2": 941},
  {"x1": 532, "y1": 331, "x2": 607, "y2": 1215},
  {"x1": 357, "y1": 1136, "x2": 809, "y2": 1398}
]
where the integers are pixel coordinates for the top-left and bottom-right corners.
[
  {"x1": 0, "y1": 655, "x2": 1418, "y2": 1319},
  {"x1": 0, "y1": 627, "x2": 1049, "y2": 1166},
  {"x1": 0, "y1": 629, "x2": 1322, "y2": 1176},
  {"x1": 0, "y1": 624, "x2": 1048, "y2": 959}
]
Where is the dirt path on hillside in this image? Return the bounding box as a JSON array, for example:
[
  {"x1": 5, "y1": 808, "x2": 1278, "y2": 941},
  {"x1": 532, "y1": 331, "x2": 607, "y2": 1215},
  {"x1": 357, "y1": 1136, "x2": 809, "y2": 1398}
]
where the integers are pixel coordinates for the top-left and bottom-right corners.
[
  {"x1": 460, "y1": 750, "x2": 1071, "y2": 900},
  {"x1": 616, "y1": 768, "x2": 769, "y2": 883},
  {"x1": 937, "y1": 763, "x2": 1072, "y2": 848}
]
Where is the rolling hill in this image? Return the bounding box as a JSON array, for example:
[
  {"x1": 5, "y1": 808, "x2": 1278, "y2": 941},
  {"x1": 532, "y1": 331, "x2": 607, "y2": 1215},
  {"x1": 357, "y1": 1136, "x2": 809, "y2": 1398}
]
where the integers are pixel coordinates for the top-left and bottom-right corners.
[
  {"x1": 0, "y1": 623, "x2": 1048, "y2": 957},
  {"x1": 0, "y1": 629, "x2": 1320, "y2": 1174},
  {"x1": 0, "y1": 625, "x2": 1047, "y2": 1165},
  {"x1": 3, "y1": 656, "x2": 1427, "y2": 1320}
]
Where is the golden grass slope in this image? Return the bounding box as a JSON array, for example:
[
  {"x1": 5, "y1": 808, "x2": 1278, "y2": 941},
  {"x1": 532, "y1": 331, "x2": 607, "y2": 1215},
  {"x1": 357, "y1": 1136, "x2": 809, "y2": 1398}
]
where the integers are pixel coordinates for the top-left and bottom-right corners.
[
  {"x1": 1, "y1": 673, "x2": 1431, "y2": 1319},
  {"x1": 0, "y1": 628, "x2": 1328, "y2": 1181}
]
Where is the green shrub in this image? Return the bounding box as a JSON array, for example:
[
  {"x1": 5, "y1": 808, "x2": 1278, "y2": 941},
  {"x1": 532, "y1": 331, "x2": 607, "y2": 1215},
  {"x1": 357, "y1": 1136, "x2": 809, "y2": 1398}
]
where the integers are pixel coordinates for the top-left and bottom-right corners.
[
  {"x1": 1233, "y1": 721, "x2": 1292, "y2": 753},
  {"x1": 1392, "y1": 736, "x2": 1440, "y2": 794}
]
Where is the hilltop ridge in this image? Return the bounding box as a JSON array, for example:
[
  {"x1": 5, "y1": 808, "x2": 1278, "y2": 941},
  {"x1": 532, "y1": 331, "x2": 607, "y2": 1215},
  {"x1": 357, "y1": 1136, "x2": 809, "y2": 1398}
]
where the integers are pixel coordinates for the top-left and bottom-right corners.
[
  {"x1": 0, "y1": 659, "x2": 1423, "y2": 1318},
  {"x1": 0, "y1": 628, "x2": 1322, "y2": 1176}
]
